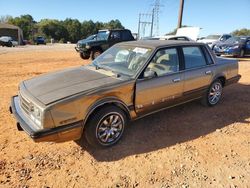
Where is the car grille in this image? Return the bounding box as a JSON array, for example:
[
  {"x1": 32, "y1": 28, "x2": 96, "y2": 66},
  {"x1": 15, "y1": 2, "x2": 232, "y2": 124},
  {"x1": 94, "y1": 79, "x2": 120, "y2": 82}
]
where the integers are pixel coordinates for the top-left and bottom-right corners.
[{"x1": 20, "y1": 94, "x2": 31, "y2": 116}]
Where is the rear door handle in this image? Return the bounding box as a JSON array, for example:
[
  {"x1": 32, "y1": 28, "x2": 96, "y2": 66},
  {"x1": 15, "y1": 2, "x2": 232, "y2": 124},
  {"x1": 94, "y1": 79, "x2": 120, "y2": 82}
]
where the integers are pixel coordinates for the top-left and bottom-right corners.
[
  {"x1": 172, "y1": 78, "x2": 181, "y2": 83},
  {"x1": 205, "y1": 70, "x2": 212, "y2": 75}
]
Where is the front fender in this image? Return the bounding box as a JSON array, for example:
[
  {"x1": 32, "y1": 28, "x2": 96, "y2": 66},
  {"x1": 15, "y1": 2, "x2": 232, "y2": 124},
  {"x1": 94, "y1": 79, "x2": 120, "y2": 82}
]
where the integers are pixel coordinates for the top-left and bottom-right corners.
[{"x1": 83, "y1": 97, "x2": 132, "y2": 126}]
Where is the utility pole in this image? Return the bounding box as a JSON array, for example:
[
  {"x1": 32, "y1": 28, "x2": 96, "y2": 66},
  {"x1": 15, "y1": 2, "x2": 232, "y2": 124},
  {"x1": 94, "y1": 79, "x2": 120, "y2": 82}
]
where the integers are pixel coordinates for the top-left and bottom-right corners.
[
  {"x1": 177, "y1": 0, "x2": 184, "y2": 28},
  {"x1": 138, "y1": 12, "x2": 153, "y2": 39},
  {"x1": 152, "y1": 0, "x2": 161, "y2": 36},
  {"x1": 138, "y1": 13, "x2": 141, "y2": 39},
  {"x1": 150, "y1": 9, "x2": 154, "y2": 37}
]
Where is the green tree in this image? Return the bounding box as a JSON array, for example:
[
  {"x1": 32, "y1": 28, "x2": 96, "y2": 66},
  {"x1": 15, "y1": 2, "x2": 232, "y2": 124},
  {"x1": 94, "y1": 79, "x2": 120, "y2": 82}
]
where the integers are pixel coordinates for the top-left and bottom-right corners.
[
  {"x1": 81, "y1": 20, "x2": 96, "y2": 39},
  {"x1": 8, "y1": 14, "x2": 35, "y2": 39},
  {"x1": 105, "y1": 19, "x2": 124, "y2": 29},
  {"x1": 38, "y1": 19, "x2": 68, "y2": 42},
  {"x1": 231, "y1": 28, "x2": 250, "y2": 36},
  {"x1": 63, "y1": 18, "x2": 82, "y2": 43}
]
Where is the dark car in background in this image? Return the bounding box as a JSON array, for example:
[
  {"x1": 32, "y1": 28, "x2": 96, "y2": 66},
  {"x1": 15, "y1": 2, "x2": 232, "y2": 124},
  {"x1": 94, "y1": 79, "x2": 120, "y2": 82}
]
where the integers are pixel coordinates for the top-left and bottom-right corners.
[
  {"x1": 213, "y1": 36, "x2": 250, "y2": 57},
  {"x1": 35, "y1": 36, "x2": 46, "y2": 45},
  {"x1": 75, "y1": 29, "x2": 135, "y2": 60},
  {"x1": 0, "y1": 36, "x2": 18, "y2": 47}
]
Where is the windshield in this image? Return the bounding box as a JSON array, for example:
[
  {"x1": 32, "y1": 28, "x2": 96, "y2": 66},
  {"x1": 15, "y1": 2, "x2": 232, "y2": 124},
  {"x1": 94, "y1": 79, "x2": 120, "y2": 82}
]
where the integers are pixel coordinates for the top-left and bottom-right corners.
[
  {"x1": 93, "y1": 45, "x2": 152, "y2": 77},
  {"x1": 206, "y1": 35, "x2": 220, "y2": 40},
  {"x1": 225, "y1": 36, "x2": 246, "y2": 44},
  {"x1": 86, "y1": 34, "x2": 96, "y2": 40},
  {"x1": 97, "y1": 31, "x2": 110, "y2": 40}
]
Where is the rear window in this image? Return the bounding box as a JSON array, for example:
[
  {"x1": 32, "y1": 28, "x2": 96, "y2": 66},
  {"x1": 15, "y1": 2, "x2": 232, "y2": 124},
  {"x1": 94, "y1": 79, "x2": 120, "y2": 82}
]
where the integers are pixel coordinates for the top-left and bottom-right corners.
[{"x1": 183, "y1": 46, "x2": 207, "y2": 69}]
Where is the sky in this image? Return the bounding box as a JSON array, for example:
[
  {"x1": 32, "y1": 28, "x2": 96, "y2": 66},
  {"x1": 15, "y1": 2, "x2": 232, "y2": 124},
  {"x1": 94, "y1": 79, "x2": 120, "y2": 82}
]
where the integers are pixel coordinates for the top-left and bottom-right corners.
[{"x1": 1, "y1": 0, "x2": 250, "y2": 37}]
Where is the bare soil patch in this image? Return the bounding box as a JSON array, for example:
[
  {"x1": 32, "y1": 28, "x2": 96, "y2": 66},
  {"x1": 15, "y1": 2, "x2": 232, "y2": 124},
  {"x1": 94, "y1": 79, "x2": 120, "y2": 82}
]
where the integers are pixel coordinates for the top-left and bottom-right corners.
[{"x1": 0, "y1": 46, "x2": 249, "y2": 188}]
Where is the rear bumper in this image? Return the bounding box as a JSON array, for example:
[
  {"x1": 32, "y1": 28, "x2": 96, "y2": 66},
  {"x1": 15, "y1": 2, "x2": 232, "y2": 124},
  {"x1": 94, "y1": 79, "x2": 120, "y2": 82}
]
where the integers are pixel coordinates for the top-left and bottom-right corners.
[
  {"x1": 225, "y1": 75, "x2": 241, "y2": 86},
  {"x1": 10, "y1": 95, "x2": 83, "y2": 142}
]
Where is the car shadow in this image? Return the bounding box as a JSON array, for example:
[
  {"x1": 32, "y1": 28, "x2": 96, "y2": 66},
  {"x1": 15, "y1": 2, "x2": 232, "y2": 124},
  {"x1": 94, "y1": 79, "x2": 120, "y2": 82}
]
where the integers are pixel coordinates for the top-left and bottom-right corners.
[{"x1": 75, "y1": 83, "x2": 250, "y2": 162}]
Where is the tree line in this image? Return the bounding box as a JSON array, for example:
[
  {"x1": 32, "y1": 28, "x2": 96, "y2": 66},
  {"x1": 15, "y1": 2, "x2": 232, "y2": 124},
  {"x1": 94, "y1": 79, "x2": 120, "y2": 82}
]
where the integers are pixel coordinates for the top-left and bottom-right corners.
[{"x1": 0, "y1": 14, "x2": 124, "y2": 43}]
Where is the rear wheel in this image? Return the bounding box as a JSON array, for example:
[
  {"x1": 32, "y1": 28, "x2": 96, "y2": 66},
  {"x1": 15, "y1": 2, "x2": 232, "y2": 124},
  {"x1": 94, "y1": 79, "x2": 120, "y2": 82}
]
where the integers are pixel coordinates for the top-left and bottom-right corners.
[
  {"x1": 91, "y1": 49, "x2": 102, "y2": 60},
  {"x1": 201, "y1": 79, "x2": 223, "y2": 107},
  {"x1": 84, "y1": 105, "x2": 127, "y2": 148}
]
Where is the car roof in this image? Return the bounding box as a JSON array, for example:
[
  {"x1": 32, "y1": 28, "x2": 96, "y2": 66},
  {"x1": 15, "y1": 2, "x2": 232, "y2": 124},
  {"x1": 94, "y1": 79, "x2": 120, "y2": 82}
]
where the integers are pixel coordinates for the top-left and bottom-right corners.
[
  {"x1": 117, "y1": 40, "x2": 201, "y2": 49},
  {"x1": 99, "y1": 29, "x2": 130, "y2": 32}
]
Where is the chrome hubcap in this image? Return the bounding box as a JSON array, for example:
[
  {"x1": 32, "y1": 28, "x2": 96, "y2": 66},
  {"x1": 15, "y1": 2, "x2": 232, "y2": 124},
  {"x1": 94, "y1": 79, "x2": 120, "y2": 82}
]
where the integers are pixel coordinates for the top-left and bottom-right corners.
[
  {"x1": 96, "y1": 113, "x2": 123, "y2": 144},
  {"x1": 208, "y1": 82, "x2": 222, "y2": 105}
]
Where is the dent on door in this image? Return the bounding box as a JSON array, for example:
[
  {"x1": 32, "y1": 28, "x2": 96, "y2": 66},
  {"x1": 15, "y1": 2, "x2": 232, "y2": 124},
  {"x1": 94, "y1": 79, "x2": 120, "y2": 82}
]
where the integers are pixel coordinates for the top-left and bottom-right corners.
[{"x1": 135, "y1": 73, "x2": 184, "y2": 115}]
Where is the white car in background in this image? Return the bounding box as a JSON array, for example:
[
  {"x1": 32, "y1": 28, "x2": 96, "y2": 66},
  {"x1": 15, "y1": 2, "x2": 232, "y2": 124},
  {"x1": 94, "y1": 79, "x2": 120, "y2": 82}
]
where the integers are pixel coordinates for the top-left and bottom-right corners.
[
  {"x1": 0, "y1": 36, "x2": 18, "y2": 47},
  {"x1": 197, "y1": 34, "x2": 232, "y2": 49},
  {"x1": 153, "y1": 27, "x2": 200, "y2": 41}
]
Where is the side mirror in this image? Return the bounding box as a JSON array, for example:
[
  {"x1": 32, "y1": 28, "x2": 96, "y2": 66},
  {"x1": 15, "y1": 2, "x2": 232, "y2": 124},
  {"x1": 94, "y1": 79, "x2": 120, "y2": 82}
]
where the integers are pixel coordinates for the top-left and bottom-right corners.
[{"x1": 144, "y1": 69, "x2": 157, "y2": 79}]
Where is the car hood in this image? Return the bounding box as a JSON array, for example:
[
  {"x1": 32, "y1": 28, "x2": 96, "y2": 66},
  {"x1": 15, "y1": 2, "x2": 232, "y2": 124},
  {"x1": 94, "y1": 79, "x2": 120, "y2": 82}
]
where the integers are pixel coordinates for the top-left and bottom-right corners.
[
  {"x1": 216, "y1": 42, "x2": 240, "y2": 48},
  {"x1": 176, "y1": 27, "x2": 200, "y2": 41},
  {"x1": 22, "y1": 66, "x2": 121, "y2": 105},
  {"x1": 78, "y1": 38, "x2": 96, "y2": 44},
  {"x1": 78, "y1": 39, "x2": 106, "y2": 46}
]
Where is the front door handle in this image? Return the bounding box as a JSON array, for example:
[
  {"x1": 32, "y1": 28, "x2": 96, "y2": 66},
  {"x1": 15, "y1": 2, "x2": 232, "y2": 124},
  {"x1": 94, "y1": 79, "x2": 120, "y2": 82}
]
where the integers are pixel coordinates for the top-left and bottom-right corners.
[
  {"x1": 172, "y1": 78, "x2": 181, "y2": 83},
  {"x1": 205, "y1": 70, "x2": 212, "y2": 75}
]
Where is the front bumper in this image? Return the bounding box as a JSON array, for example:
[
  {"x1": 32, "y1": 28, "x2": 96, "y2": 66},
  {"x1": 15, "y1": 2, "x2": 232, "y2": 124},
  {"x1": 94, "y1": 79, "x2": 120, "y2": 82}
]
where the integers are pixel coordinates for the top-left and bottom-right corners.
[
  {"x1": 213, "y1": 48, "x2": 240, "y2": 56},
  {"x1": 75, "y1": 46, "x2": 81, "y2": 52},
  {"x1": 10, "y1": 95, "x2": 83, "y2": 142}
]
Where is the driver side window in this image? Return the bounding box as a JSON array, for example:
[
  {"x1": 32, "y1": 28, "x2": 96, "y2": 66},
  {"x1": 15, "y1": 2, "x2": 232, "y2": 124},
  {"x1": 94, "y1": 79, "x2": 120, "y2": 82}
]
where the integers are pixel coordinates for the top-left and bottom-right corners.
[{"x1": 146, "y1": 48, "x2": 179, "y2": 77}]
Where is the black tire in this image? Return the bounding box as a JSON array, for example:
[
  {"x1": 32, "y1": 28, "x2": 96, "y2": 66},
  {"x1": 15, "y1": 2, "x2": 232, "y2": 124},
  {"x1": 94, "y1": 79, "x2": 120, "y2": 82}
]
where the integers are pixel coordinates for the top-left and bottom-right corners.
[
  {"x1": 80, "y1": 53, "x2": 90, "y2": 60},
  {"x1": 201, "y1": 79, "x2": 223, "y2": 107},
  {"x1": 91, "y1": 49, "x2": 102, "y2": 60},
  {"x1": 239, "y1": 49, "x2": 245, "y2": 58},
  {"x1": 7, "y1": 41, "x2": 12, "y2": 47},
  {"x1": 84, "y1": 105, "x2": 127, "y2": 148}
]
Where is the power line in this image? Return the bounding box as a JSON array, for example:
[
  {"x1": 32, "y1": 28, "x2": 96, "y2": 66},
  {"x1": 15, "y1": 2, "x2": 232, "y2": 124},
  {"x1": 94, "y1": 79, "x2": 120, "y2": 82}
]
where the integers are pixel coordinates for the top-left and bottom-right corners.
[
  {"x1": 152, "y1": 0, "x2": 161, "y2": 36},
  {"x1": 138, "y1": 12, "x2": 153, "y2": 39}
]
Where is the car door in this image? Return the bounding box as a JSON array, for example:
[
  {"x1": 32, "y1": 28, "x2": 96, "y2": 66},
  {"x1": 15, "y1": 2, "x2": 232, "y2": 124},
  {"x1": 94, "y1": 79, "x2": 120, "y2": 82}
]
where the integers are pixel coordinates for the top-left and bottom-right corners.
[
  {"x1": 135, "y1": 47, "x2": 184, "y2": 115},
  {"x1": 182, "y1": 45, "x2": 214, "y2": 99}
]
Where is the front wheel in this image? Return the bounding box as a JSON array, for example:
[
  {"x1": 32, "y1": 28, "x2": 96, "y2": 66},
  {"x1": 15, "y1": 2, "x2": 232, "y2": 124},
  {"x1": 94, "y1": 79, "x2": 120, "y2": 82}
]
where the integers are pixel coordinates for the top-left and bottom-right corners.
[
  {"x1": 84, "y1": 105, "x2": 127, "y2": 148},
  {"x1": 201, "y1": 80, "x2": 223, "y2": 107},
  {"x1": 80, "y1": 53, "x2": 90, "y2": 59}
]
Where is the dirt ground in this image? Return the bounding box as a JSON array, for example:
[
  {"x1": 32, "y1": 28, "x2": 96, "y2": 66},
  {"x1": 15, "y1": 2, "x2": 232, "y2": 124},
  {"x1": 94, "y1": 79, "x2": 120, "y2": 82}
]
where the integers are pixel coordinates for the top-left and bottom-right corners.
[{"x1": 0, "y1": 44, "x2": 249, "y2": 188}]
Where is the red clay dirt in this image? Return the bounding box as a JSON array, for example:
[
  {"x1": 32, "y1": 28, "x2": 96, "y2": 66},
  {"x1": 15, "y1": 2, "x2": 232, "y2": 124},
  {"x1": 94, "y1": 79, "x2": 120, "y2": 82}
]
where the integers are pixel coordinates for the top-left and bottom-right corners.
[{"x1": 0, "y1": 45, "x2": 249, "y2": 188}]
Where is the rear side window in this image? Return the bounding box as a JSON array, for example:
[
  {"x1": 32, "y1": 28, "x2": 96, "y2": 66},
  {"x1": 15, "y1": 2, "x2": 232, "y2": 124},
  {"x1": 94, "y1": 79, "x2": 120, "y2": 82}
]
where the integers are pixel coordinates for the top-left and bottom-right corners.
[
  {"x1": 122, "y1": 30, "x2": 133, "y2": 40},
  {"x1": 183, "y1": 46, "x2": 207, "y2": 69},
  {"x1": 202, "y1": 46, "x2": 214, "y2": 65},
  {"x1": 110, "y1": 31, "x2": 121, "y2": 40}
]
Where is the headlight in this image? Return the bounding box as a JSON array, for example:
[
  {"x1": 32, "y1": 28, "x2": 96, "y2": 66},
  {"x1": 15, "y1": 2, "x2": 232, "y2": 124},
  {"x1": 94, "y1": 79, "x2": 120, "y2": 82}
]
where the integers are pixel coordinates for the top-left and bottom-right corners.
[
  {"x1": 30, "y1": 104, "x2": 42, "y2": 127},
  {"x1": 85, "y1": 44, "x2": 90, "y2": 49}
]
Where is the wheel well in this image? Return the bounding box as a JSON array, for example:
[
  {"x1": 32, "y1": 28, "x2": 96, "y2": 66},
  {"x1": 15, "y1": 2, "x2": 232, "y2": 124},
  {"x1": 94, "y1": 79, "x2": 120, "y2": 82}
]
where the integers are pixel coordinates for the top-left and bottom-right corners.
[
  {"x1": 91, "y1": 46, "x2": 103, "y2": 53},
  {"x1": 217, "y1": 76, "x2": 226, "y2": 87},
  {"x1": 84, "y1": 102, "x2": 131, "y2": 126}
]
